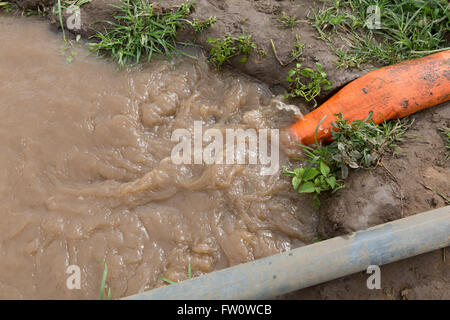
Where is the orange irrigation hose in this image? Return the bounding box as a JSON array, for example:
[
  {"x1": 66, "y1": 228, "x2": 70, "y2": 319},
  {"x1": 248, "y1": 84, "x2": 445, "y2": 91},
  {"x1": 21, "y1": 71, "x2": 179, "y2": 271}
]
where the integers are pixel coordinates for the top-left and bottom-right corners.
[{"x1": 289, "y1": 50, "x2": 450, "y2": 145}]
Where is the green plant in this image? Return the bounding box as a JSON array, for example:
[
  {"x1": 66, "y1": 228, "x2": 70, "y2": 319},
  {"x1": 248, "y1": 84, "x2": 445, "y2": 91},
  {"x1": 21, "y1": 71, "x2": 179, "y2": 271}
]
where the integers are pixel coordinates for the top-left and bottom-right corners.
[
  {"x1": 276, "y1": 11, "x2": 300, "y2": 28},
  {"x1": 284, "y1": 111, "x2": 413, "y2": 207},
  {"x1": 61, "y1": 0, "x2": 91, "y2": 9},
  {"x1": 311, "y1": 0, "x2": 449, "y2": 68},
  {"x1": 207, "y1": 32, "x2": 257, "y2": 69},
  {"x1": 258, "y1": 48, "x2": 268, "y2": 58},
  {"x1": 21, "y1": 3, "x2": 48, "y2": 16},
  {"x1": 285, "y1": 62, "x2": 332, "y2": 107},
  {"x1": 438, "y1": 126, "x2": 450, "y2": 162},
  {"x1": 327, "y1": 112, "x2": 387, "y2": 176},
  {"x1": 0, "y1": 1, "x2": 14, "y2": 12},
  {"x1": 89, "y1": 0, "x2": 195, "y2": 66},
  {"x1": 291, "y1": 35, "x2": 305, "y2": 60},
  {"x1": 98, "y1": 260, "x2": 112, "y2": 300},
  {"x1": 283, "y1": 159, "x2": 343, "y2": 208},
  {"x1": 322, "y1": 112, "x2": 413, "y2": 178},
  {"x1": 188, "y1": 16, "x2": 217, "y2": 33}
]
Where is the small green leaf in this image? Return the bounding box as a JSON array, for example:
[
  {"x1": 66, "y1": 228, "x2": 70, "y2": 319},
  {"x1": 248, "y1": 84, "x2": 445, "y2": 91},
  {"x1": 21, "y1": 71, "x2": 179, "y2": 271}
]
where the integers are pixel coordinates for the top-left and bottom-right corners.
[
  {"x1": 303, "y1": 168, "x2": 320, "y2": 181},
  {"x1": 288, "y1": 69, "x2": 296, "y2": 77},
  {"x1": 319, "y1": 161, "x2": 330, "y2": 176},
  {"x1": 292, "y1": 176, "x2": 301, "y2": 190},
  {"x1": 299, "y1": 182, "x2": 315, "y2": 193},
  {"x1": 326, "y1": 176, "x2": 336, "y2": 189}
]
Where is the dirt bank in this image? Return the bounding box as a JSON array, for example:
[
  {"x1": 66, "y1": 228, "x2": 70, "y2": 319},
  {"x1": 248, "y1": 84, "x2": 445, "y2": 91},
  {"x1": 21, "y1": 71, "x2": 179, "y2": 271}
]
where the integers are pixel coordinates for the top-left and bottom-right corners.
[{"x1": 9, "y1": 0, "x2": 369, "y2": 101}]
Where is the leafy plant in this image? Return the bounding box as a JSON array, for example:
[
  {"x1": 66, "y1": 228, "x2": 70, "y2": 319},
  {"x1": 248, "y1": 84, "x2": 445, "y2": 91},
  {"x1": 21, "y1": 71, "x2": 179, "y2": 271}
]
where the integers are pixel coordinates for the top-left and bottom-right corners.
[
  {"x1": 188, "y1": 16, "x2": 217, "y2": 33},
  {"x1": 276, "y1": 11, "x2": 301, "y2": 29},
  {"x1": 327, "y1": 112, "x2": 386, "y2": 176},
  {"x1": 283, "y1": 159, "x2": 342, "y2": 208},
  {"x1": 310, "y1": 0, "x2": 449, "y2": 68},
  {"x1": 284, "y1": 111, "x2": 413, "y2": 207},
  {"x1": 89, "y1": 0, "x2": 195, "y2": 66},
  {"x1": 207, "y1": 32, "x2": 257, "y2": 69},
  {"x1": 322, "y1": 112, "x2": 413, "y2": 178},
  {"x1": 285, "y1": 62, "x2": 332, "y2": 107},
  {"x1": 291, "y1": 35, "x2": 305, "y2": 61}
]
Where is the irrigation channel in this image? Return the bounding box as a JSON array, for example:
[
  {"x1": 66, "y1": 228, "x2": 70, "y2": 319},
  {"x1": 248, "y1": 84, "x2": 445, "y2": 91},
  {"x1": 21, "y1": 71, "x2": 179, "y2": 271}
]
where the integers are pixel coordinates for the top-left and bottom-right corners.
[{"x1": 0, "y1": 15, "x2": 317, "y2": 299}]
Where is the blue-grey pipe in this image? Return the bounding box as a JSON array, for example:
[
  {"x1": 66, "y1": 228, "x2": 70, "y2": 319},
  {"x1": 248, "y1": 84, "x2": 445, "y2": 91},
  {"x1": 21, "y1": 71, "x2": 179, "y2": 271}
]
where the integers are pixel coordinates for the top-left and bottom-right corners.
[{"x1": 125, "y1": 206, "x2": 449, "y2": 300}]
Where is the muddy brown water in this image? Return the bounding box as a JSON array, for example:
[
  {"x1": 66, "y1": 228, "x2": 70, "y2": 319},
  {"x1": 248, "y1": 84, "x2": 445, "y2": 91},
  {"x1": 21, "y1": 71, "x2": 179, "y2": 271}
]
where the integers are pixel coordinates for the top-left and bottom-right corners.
[{"x1": 0, "y1": 15, "x2": 316, "y2": 299}]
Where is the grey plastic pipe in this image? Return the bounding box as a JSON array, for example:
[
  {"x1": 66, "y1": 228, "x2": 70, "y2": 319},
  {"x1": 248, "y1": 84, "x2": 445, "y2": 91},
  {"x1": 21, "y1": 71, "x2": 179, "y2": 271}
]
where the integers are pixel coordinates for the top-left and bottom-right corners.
[{"x1": 126, "y1": 205, "x2": 449, "y2": 300}]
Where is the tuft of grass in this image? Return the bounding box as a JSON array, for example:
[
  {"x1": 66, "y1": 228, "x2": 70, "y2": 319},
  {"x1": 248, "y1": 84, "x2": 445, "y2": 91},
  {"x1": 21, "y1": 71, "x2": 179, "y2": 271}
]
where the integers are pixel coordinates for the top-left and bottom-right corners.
[
  {"x1": 60, "y1": 0, "x2": 91, "y2": 9},
  {"x1": 98, "y1": 260, "x2": 112, "y2": 300},
  {"x1": 207, "y1": 32, "x2": 257, "y2": 69},
  {"x1": 310, "y1": 0, "x2": 449, "y2": 68},
  {"x1": 276, "y1": 11, "x2": 301, "y2": 28},
  {"x1": 52, "y1": 0, "x2": 91, "y2": 14},
  {"x1": 0, "y1": 1, "x2": 12, "y2": 12},
  {"x1": 285, "y1": 62, "x2": 332, "y2": 107},
  {"x1": 23, "y1": 7, "x2": 46, "y2": 16},
  {"x1": 88, "y1": 0, "x2": 195, "y2": 66},
  {"x1": 438, "y1": 126, "x2": 450, "y2": 162},
  {"x1": 284, "y1": 111, "x2": 413, "y2": 207}
]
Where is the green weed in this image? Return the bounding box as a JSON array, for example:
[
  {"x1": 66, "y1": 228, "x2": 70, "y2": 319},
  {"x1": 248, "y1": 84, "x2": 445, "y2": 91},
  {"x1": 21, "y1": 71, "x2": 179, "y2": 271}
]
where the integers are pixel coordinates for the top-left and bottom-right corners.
[
  {"x1": 291, "y1": 35, "x2": 305, "y2": 61},
  {"x1": 285, "y1": 62, "x2": 332, "y2": 107},
  {"x1": 258, "y1": 48, "x2": 268, "y2": 58},
  {"x1": 0, "y1": 1, "x2": 14, "y2": 12},
  {"x1": 60, "y1": 0, "x2": 91, "y2": 9},
  {"x1": 89, "y1": 0, "x2": 195, "y2": 66},
  {"x1": 188, "y1": 16, "x2": 217, "y2": 33},
  {"x1": 276, "y1": 11, "x2": 301, "y2": 28},
  {"x1": 284, "y1": 111, "x2": 413, "y2": 207},
  {"x1": 438, "y1": 126, "x2": 450, "y2": 162},
  {"x1": 283, "y1": 159, "x2": 343, "y2": 208},
  {"x1": 311, "y1": 0, "x2": 449, "y2": 67},
  {"x1": 21, "y1": 4, "x2": 47, "y2": 16},
  {"x1": 207, "y1": 32, "x2": 257, "y2": 69}
]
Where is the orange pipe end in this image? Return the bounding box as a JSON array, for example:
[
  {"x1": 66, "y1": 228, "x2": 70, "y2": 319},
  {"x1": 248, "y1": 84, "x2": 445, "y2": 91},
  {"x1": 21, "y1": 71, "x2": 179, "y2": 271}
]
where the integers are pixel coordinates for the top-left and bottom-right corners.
[{"x1": 288, "y1": 50, "x2": 450, "y2": 145}]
